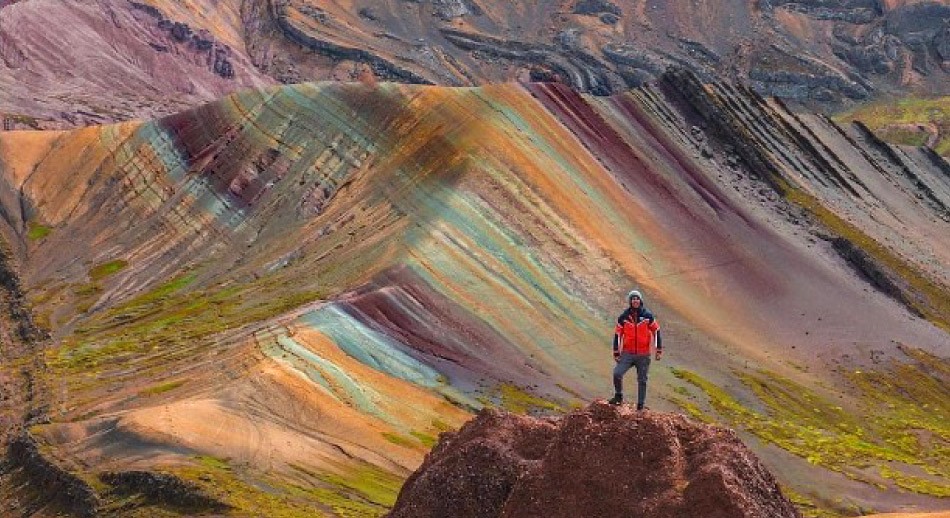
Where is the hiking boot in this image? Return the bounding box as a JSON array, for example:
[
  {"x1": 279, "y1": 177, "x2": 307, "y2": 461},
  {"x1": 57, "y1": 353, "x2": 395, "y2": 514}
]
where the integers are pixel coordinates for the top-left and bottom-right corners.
[{"x1": 608, "y1": 394, "x2": 623, "y2": 405}]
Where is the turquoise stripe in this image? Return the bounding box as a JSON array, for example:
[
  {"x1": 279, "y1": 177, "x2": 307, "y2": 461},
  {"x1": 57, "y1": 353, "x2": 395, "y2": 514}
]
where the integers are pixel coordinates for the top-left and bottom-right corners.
[{"x1": 298, "y1": 305, "x2": 442, "y2": 388}]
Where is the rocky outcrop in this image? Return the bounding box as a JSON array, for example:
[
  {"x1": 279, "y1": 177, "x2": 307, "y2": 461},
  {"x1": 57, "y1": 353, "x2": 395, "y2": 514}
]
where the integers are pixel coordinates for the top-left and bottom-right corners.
[
  {"x1": 572, "y1": 0, "x2": 621, "y2": 17},
  {"x1": 775, "y1": 1, "x2": 950, "y2": 81},
  {"x1": 0, "y1": 241, "x2": 44, "y2": 344},
  {"x1": 129, "y1": 2, "x2": 236, "y2": 79},
  {"x1": 769, "y1": 0, "x2": 881, "y2": 23},
  {"x1": 440, "y1": 28, "x2": 623, "y2": 94},
  {"x1": 388, "y1": 403, "x2": 800, "y2": 518},
  {"x1": 0, "y1": 237, "x2": 48, "y2": 448},
  {"x1": 432, "y1": 0, "x2": 483, "y2": 20},
  {"x1": 602, "y1": 44, "x2": 669, "y2": 76},
  {"x1": 749, "y1": 45, "x2": 870, "y2": 101},
  {"x1": 268, "y1": 0, "x2": 432, "y2": 84}
]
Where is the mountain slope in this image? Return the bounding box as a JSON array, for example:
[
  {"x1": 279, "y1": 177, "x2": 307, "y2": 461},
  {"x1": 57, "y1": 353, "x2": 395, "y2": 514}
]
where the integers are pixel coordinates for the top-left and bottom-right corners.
[
  {"x1": 0, "y1": 75, "x2": 948, "y2": 516},
  {"x1": 1, "y1": 0, "x2": 949, "y2": 130},
  {"x1": 836, "y1": 95, "x2": 950, "y2": 157}
]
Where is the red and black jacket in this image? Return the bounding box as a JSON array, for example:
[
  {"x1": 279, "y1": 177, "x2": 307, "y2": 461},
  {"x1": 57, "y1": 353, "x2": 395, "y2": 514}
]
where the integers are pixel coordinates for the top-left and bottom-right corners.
[{"x1": 613, "y1": 307, "x2": 662, "y2": 356}]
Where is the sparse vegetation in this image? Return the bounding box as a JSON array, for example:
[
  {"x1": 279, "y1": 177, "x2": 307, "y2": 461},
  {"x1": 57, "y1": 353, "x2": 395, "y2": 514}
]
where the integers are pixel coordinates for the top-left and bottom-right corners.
[
  {"x1": 139, "y1": 380, "x2": 187, "y2": 397},
  {"x1": 194, "y1": 455, "x2": 231, "y2": 472},
  {"x1": 381, "y1": 432, "x2": 418, "y2": 449},
  {"x1": 27, "y1": 221, "x2": 52, "y2": 241},
  {"x1": 164, "y1": 460, "x2": 403, "y2": 517},
  {"x1": 783, "y1": 487, "x2": 877, "y2": 518},
  {"x1": 431, "y1": 419, "x2": 453, "y2": 433},
  {"x1": 782, "y1": 487, "x2": 845, "y2": 518},
  {"x1": 72, "y1": 282, "x2": 104, "y2": 315},
  {"x1": 317, "y1": 464, "x2": 402, "y2": 509},
  {"x1": 409, "y1": 431, "x2": 437, "y2": 448},
  {"x1": 835, "y1": 95, "x2": 949, "y2": 156},
  {"x1": 89, "y1": 260, "x2": 128, "y2": 281},
  {"x1": 485, "y1": 383, "x2": 563, "y2": 414},
  {"x1": 671, "y1": 348, "x2": 949, "y2": 498},
  {"x1": 51, "y1": 271, "x2": 324, "y2": 378}
]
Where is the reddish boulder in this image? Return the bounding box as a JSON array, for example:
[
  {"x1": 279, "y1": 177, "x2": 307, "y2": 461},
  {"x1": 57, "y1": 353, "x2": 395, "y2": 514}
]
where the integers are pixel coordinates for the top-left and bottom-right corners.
[{"x1": 388, "y1": 402, "x2": 800, "y2": 518}]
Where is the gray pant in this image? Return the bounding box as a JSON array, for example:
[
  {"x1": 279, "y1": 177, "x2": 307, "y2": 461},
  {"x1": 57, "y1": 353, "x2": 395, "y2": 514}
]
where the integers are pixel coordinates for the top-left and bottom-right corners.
[{"x1": 613, "y1": 353, "x2": 651, "y2": 408}]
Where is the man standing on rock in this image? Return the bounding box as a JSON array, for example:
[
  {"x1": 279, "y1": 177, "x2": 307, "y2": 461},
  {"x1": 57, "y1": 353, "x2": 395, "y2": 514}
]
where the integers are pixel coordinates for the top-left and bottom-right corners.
[{"x1": 609, "y1": 290, "x2": 662, "y2": 410}]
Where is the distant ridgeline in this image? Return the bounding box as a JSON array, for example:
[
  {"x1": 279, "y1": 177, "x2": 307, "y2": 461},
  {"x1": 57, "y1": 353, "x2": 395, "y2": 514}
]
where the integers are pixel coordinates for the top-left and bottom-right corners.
[
  {"x1": 0, "y1": 73, "x2": 947, "y2": 516},
  {"x1": 1, "y1": 0, "x2": 948, "y2": 129}
]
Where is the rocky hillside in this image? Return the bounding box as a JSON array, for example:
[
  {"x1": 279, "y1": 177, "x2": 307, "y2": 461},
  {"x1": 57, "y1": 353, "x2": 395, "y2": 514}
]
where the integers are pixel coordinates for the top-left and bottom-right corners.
[
  {"x1": 1, "y1": 0, "x2": 949, "y2": 129},
  {"x1": 389, "y1": 402, "x2": 800, "y2": 518},
  {"x1": 0, "y1": 73, "x2": 947, "y2": 516}
]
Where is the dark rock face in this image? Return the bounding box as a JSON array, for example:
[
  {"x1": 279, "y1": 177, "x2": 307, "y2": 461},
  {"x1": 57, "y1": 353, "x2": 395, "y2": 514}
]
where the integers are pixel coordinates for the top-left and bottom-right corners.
[
  {"x1": 7, "y1": 434, "x2": 99, "y2": 517},
  {"x1": 0, "y1": 243, "x2": 45, "y2": 344},
  {"x1": 749, "y1": 45, "x2": 870, "y2": 101},
  {"x1": 769, "y1": 0, "x2": 881, "y2": 23},
  {"x1": 935, "y1": 27, "x2": 950, "y2": 63},
  {"x1": 130, "y1": 1, "x2": 237, "y2": 80},
  {"x1": 432, "y1": 0, "x2": 482, "y2": 20},
  {"x1": 573, "y1": 0, "x2": 621, "y2": 16},
  {"x1": 388, "y1": 403, "x2": 801, "y2": 518},
  {"x1": 782, "y1": 1, "x2": 950, "y2": 81}
]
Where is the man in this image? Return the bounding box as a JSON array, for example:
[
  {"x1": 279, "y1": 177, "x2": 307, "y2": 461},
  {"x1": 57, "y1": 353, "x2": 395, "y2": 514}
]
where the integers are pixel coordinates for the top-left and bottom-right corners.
[{"x1": 609, "y1": 290, "x2": 663, "y2": 410}]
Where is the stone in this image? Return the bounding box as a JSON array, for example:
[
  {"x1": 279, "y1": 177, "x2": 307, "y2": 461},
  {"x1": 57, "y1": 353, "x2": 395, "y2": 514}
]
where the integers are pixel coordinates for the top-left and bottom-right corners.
[{"x1": 388, "y1": 403, "x2": 800, "y2": 518}]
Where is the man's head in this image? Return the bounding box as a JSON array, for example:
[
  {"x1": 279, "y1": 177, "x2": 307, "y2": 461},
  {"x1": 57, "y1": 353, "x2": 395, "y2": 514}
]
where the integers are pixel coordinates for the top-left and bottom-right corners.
[{"x1": 628, "y1": 290, "x2": 643, "y2": 308}]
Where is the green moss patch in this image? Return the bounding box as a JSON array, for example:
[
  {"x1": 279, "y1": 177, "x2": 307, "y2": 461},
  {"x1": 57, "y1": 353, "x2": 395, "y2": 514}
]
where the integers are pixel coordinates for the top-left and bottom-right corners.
[
  {"x1": 783, "y1": 487, "x2": 844, "y2": 518},
  {"x1": 381, "y1": 432, "x2": 418, "y2": 449},
  {"x1": 286, "y1": 461, "x2": 403, "y2": 517},
  {"x1": 89, "y1": 260, "x2": 128, "y2": 281},
  {"x1": 165, "y1": 457, "x2": 398, "y2": 517},
  {"x1": 431, "y1": 419, "x2": 453, "y2": 433},
  {"x1": 409, "y1": 431, "x2": 437, "y2": 448},
  {"x1": 380, "y1": 429, "x2": 439, "y2": 450},
  {"x1": 481, "y1": 383, "x2": 564, "y2": 414},
  {"x1": 27, "y1": 222, "x2": 52, "y2": 241},
  {"x1": 170, "y1": 464, "x2": 321, "y2": 517},
  {"x1": 139, "y1": 380, "x2": 187, "y2": 397},
  {"x1": 194, "y1": 455, "x2": 232, "y2": 472},
  {"x1": 317, "y1": 464, "x2": 402, "y2": 509},
  {"x1": 70, "y1": 282, "x2": 104, "y2": 315}
]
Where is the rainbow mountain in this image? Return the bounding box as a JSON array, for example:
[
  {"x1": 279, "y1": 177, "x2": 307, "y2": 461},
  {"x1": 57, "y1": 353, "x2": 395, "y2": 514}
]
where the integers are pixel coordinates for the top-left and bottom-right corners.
[{"x1": 0, "y1": 72, "x2": 948, "y2": 516}]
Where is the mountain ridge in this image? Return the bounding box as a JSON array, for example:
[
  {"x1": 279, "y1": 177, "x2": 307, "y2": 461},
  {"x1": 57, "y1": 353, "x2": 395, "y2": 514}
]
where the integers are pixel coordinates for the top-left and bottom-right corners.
[
  {"x1": 0, "y1": 75, "x2": 947, "y2": 516},
  {"x1": 1, "y1": 0, "x2": 948, "y2": 130}
]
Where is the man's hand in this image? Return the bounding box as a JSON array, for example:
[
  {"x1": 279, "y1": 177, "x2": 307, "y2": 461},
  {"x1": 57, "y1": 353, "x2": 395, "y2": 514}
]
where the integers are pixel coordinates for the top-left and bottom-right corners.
[
  {"x1": 655, "y1": 349, "x2": 663, "y2": 361},
  {"x1": 613, "y1": 351, "x2": 620, "y2": 363}
]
